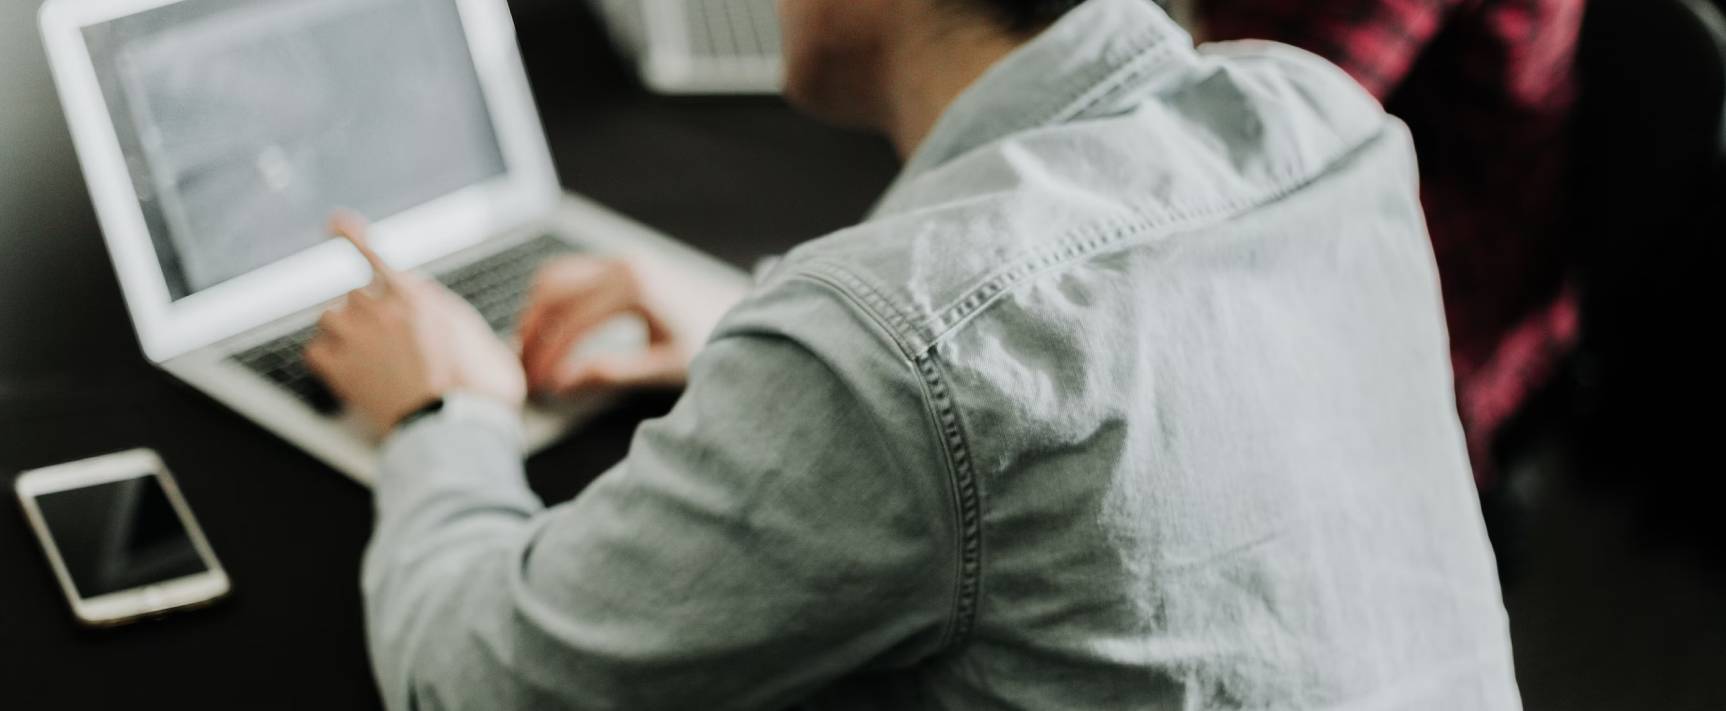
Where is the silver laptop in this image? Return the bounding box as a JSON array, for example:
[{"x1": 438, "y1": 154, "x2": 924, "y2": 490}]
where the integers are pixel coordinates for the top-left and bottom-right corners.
[
  {"x1": 592, "y1": 0, "x2": 783, "y2": 94},
  {"x1": 40, "y1": 0, "x2": 747, "y2": 485}
]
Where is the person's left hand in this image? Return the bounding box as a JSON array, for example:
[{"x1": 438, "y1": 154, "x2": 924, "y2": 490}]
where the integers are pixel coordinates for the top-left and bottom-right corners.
[{"x1": 306, "y1": 213, "x2": 526, "y2": 434}]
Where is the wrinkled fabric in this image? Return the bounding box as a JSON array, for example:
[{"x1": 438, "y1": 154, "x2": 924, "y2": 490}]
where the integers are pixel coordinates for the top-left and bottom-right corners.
[
  {"x1": 1201, "y1": 0, "x2": 1587, "y2": 487},
  {"x1": 365, "y1": 1, "x2": 1522, "y2": 709}
]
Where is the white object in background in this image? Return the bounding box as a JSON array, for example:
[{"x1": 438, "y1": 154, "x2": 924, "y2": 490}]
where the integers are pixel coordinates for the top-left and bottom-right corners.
[{"x1": 593, "y1": 0, "x2": 784, "y2": 95}]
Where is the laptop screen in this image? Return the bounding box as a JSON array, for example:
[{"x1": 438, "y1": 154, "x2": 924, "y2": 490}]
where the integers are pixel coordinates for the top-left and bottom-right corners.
[{"x1": 82, "y1": 0, "x2": 508, "y2": 300}]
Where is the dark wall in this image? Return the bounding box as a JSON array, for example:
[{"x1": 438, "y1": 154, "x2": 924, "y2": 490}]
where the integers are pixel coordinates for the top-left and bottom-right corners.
[{"x1": 0, "y1": 1, "x2": 140, "y2": 386}]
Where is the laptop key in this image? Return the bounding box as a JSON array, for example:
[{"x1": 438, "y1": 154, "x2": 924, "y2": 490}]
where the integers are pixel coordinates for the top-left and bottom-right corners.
[{"x1": 230, "y1": 234, "x2": 577, "y2": 414}]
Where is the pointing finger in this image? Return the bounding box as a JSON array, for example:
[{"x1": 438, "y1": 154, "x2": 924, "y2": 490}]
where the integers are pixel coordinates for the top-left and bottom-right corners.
[{"x1": 329, "y1": 210, "x2": 400, "y2": 291}]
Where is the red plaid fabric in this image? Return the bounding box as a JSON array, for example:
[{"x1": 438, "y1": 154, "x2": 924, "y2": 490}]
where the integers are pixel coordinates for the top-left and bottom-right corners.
[{"x1": 1203, "y1": 0, "x2": 1587, "y2": 485}]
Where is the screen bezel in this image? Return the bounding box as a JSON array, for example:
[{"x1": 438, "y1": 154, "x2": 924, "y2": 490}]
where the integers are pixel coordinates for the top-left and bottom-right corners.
[
  {"x1": 39, "y1": 0, "x2": 559, "y2": 362},
  {"x1": 14, "y1": 449, "x2": 230, "y2": 626}
]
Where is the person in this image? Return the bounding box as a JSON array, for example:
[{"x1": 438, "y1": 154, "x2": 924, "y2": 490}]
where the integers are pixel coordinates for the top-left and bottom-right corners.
[
  {"x1": 307, "y1": 0, "x2": 1522, "y2": 708},
  {"x1": 1193, "y1": 0, "x2": 1587, "y2": 489}
]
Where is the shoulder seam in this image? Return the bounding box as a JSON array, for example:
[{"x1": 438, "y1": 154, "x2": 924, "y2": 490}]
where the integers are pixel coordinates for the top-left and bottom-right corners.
[
  {"x1": 914, "y1": 351, "x2": 984, "y2": 651},
  {"x1": 796, "y1": 259, "x2": 931, "y2": 357},
  {"x1": 781, "y1": 268, "x2": 984, "y2": 653},
  {"x1": 770, "y1": 216, "x2": 1204, "y2": 653},
  {"x1": 806, "y1": 159, "x2": 1327, "y2": 355},
  {"x1": 914, "y1": 126, "x2": 1383, "y2": 347}
]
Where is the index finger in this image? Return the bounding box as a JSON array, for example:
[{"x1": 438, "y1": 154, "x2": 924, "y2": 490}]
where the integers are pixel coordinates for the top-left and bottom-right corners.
[{"x1": 329, "y1": 210, "x2": 400, "y2": 289}]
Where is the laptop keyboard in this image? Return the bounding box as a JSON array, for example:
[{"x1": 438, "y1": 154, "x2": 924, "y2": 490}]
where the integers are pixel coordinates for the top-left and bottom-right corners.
[
  {"x1": 685, "y1": 0, "x2": 781, "y2": 59},
  {"x1": 230, "y1": 234, "x2": 576, "y2": 414}
]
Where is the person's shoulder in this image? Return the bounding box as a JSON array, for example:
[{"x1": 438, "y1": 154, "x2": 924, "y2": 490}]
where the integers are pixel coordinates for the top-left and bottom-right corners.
[
  {"x1": 725, "y1": 187, "x2": 1109, "y2": 363},
  {"x1": 1193, "y1": 36, "x2": 1393, "y2": 154},
  {"x1": 721, "y1": 36, "x2": 1410, "y2": 359},
  {"x1": 711, "y1": 219, "x2": 940, "y2": 365}
]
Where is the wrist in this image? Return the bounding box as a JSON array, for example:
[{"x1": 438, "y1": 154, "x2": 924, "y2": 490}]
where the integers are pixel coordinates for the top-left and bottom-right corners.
[
  {"x1": 386, "y1": 390, "x2": 525, "y2": 447},
  {"x1": 391, "y1": 397, "x2": 446, "y2": 432}
]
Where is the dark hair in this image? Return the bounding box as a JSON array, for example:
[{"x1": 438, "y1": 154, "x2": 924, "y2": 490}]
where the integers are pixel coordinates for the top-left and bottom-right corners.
[{"x1": 962, "y1": 0, "x2": 1088, "y2": 32}]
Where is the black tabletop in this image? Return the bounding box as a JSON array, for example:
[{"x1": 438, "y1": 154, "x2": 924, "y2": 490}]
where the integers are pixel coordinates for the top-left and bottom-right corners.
[{"x1": 0, "y1": 3, "x2": 898, "y2": 707}]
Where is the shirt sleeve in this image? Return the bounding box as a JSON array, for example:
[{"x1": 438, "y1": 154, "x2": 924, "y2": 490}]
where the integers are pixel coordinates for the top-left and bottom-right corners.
[
  {"x1": 363, "y1": 327, "x2": 957, "y2": 710},
  {"x1": 1200, "y1": 0, "x2": 1463, "y2": 99}
]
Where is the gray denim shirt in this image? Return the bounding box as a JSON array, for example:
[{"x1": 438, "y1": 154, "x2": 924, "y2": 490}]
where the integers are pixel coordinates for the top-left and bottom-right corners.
[{"x1": 365, "y1": 1, "x2": 1523, "y2": 708}]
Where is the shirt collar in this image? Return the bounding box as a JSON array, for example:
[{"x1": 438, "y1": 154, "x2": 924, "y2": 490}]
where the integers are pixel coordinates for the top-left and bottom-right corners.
[{"x1": 878, "y1": 0, "x2": 1194, "y2": 211}]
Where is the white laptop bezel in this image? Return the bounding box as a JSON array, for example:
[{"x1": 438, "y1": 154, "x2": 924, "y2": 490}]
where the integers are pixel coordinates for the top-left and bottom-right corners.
[{"x1": 40, "y1": 0, "x2": 558, "y2": 363}]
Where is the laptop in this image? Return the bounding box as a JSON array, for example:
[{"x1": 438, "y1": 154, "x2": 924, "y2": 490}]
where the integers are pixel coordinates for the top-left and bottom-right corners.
[
  {"x1": 39, "y1": 0, "x2": 748, "y2": 485},
  {"x1": 591, "y1": 0, "x2": 783, "y2": 94}
]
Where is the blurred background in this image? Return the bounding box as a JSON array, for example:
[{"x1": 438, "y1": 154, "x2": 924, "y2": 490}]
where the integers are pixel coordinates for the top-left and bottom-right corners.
[{"x1": 1, "y1": 0, "x2": 1723, "y2": 708}]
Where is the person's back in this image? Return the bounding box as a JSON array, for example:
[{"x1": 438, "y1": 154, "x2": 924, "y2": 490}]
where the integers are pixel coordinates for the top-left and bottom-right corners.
[
  {"x1": 309, "y1": 0, "x2": 1521, "y2": 708},
  {"x1": 751, "y1": 2, "x2": 1518, "y2": 705}
]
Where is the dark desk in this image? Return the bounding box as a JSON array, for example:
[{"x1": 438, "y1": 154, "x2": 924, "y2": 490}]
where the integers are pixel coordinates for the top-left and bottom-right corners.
[{"x1": 0, "y1": 4, "x2": 898, "y2": 707}]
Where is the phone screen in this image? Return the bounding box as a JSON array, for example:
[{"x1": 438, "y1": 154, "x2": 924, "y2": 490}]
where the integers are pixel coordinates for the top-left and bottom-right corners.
[{"x1": 33, "y1": 474, "x2": 210, "y2": 599}]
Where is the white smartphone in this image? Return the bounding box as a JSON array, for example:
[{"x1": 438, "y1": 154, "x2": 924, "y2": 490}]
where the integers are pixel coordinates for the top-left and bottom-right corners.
[{"x1": 14, "y1": 449, "x2": 230, "y2": 627}]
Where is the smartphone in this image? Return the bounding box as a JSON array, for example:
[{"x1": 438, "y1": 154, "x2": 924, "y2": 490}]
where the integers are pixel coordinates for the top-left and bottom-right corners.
[{"x1": 14, "y1": 449, "x2": 230, "y2": 627}]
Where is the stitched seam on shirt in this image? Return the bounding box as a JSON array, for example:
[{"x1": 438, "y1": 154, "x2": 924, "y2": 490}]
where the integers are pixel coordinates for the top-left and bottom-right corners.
[
  {"x1": 913, "y1": 351, "x2": 983, "y2": 651},
  {"x1": 1041, "y1": 36, "x2": 1179, "y2": 129},
  {"x1": 1007, "y1": 18, "x2": 1176, "y2": 144},
  {"x1": 915, "y1": 155, "x2": 1328, "y2": 347},
  {"x1": 783, "y1": 268, "x2": 980, "y2": 652},
  {"x1": 800, "y1": 259, "x2": 931, "y2": 356},
  {"x1": 792, "y1": 155, "x2": 1313, "y2": 357}
]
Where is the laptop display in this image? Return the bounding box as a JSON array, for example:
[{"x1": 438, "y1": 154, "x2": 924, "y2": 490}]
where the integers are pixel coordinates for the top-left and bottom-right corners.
[{"x1": 82, "y1": 0, "x2": 507, "y2": 300}]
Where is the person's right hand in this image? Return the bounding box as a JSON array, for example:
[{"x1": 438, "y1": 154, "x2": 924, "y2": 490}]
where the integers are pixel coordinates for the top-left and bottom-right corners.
[{"x1": 517, "y1": 256, "x2": 690, "y2": 397}]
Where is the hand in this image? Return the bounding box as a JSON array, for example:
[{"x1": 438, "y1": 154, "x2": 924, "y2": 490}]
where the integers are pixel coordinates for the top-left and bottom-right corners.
[
  {"x1": 306, "y1": 213, "x2": 526, "y2": 433},
  {"x1": 518, "y1": 256, "x2": 690, "y2": 397}
]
